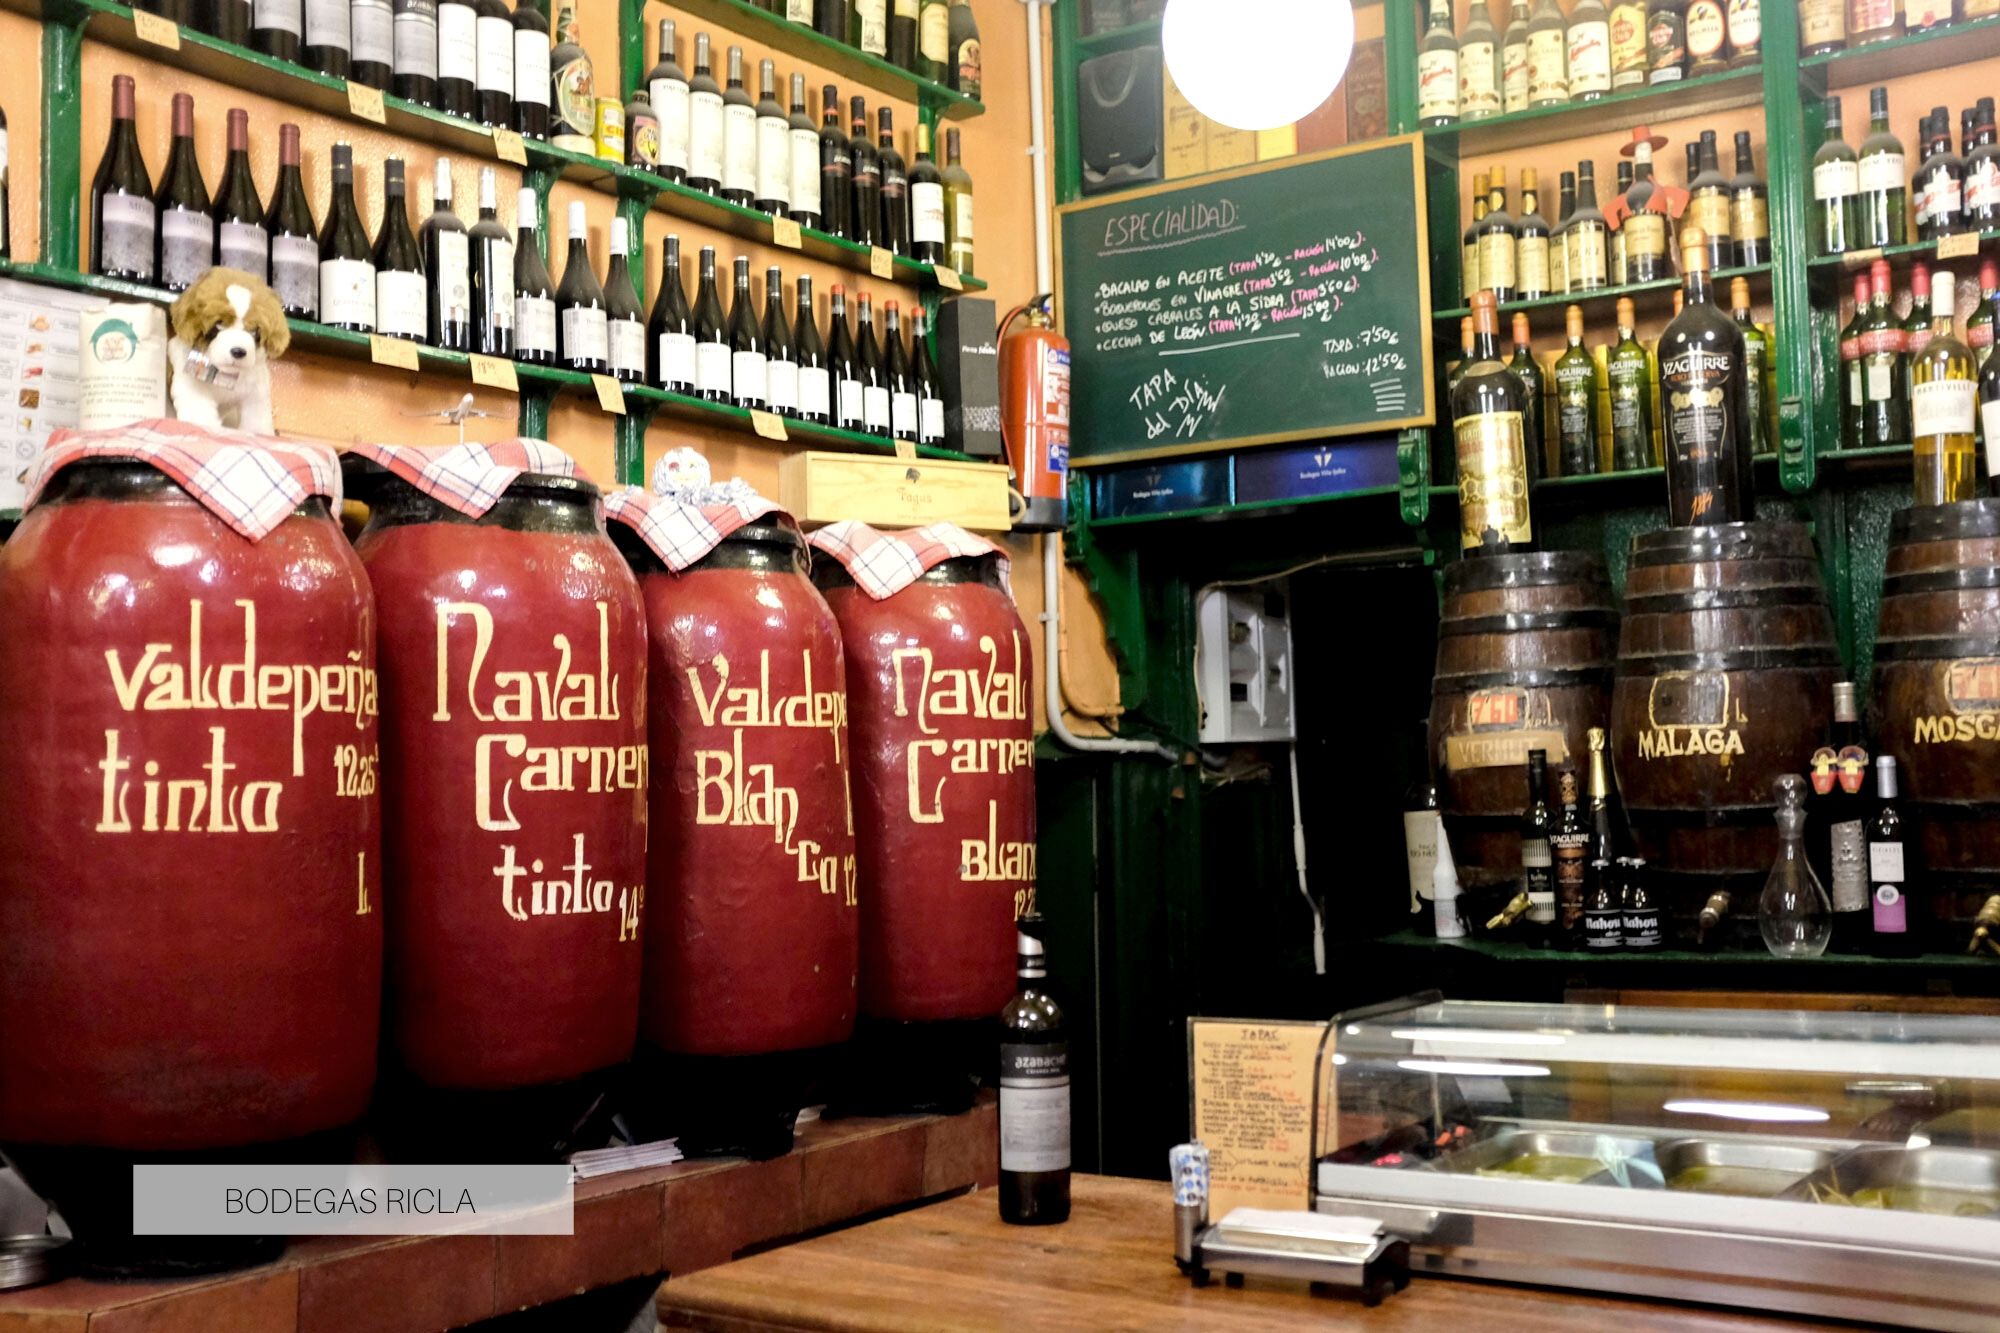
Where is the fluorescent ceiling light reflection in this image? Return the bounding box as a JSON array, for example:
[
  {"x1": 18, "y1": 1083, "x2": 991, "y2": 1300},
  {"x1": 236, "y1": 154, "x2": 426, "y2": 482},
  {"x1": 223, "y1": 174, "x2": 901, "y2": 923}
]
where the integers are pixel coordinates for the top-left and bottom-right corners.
[
  {"x1": 1663, "y1": 1100, "x2": 1831, "y2": 1124},
  {"x1": 1398, "y1": 1060, "x2": 1552, "y2": 1078},
  {"x1": 1390, "y1": 1029, "x2": 1567, "y2": 1047}
]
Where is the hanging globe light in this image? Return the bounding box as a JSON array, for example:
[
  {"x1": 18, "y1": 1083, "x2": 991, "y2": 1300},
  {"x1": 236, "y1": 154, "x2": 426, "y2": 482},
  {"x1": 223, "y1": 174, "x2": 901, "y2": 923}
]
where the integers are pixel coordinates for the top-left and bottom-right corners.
[{"x1": 1161, "y1": 0, "x2": 1356, "y2": 133}]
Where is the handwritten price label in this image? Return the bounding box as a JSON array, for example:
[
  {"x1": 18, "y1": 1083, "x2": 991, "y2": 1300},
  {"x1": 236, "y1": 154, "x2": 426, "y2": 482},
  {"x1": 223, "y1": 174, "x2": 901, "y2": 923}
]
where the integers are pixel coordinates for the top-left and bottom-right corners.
[
  {"x1": 592, "y1": 374, "x2": 626, "y2": 414},
  {"x1": 369, "y1": 335, "x2": 421, "y2": 371},
  {"x1": 892, "y1": 435, "x2": 917, "y2": 460},
  {"x1": 749, "y1": 408, "x2": 789, "y2": 441},
  {"x1": 347, "y1": 81, "x2": 387, "y2": 124},
  {"x1": 492, "y1": 128, "x2": 529, "y2": 165},
  {"x1": 934, "y1": 266, "x2": 962, "y2": 291},
  {"x1": 469, "y1": 355, "x2": 519, "y2": 391},
  {"x1": 1938, "y1": 232, "x2": 1981, "y2": 260},
  {"x1": 870, "y1": 247, "x2": 895, "y2": 279},
  {"x1": 772, "y1": 216, "x2": 803, "y2": 250},
  {"x1": 132, "y1": 10, "x2": 181, "y2": 49}
]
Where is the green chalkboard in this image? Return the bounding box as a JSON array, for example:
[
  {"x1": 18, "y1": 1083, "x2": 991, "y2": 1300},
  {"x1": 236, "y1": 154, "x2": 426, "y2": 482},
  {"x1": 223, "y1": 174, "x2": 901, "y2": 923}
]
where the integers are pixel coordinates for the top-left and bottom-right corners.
[{"x1": 1058, "y1": 136, "x2": 1435, "y2": 468}]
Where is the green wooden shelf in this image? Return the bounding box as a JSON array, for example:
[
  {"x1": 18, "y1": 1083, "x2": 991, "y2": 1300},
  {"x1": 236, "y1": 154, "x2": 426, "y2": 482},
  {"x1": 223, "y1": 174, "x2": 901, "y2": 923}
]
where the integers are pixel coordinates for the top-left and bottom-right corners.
[
  {"x1": 1374, "y1": 928, "x2": 1999, "y2": 969},
  {"x1": 0, "y1": 260, "x2": 974, "y2": 462},
  {"x1": 1806, "y1": 230, "x2": 2000, "y2": 278},
  {"x1": 1800, "y1": 13, "x2": 2000, "y2": 88},
  {"x1": 1432, "y1": 264, "x2": 1771, "y2": 321},
  {"x1": 1422, "y1": 64, "x2": 1766, "y2": 156}
]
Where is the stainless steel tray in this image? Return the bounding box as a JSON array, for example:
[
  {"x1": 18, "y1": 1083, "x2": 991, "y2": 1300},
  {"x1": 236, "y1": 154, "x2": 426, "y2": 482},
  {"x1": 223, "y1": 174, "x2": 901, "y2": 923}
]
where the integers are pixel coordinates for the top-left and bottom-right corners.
[
  {"x1": 1656, "y1": 1139, "x2": 1838, "y2": 1198},
  {"x1": 1430, "y1": 1127, "x2": 1663, "y2": 1188},
  {"x1": 1782, "y1": 1145, "x2": 2000, "y2": 1216}
]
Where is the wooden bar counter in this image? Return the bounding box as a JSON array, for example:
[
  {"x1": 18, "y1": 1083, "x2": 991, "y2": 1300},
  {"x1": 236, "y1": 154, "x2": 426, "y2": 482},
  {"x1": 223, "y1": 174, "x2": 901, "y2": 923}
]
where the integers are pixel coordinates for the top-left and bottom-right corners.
[{"x1": 657, "y1": 1175, "x2": 1839, "y2": 1332}]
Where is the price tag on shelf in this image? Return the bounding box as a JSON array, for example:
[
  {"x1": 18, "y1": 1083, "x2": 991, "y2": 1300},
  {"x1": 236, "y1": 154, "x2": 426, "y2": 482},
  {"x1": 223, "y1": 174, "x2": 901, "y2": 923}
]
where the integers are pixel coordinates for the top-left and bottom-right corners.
[
  {"x1": 772, "y1": 216, "x2": 803, "y2": 250},
  {"x1": 1844, "y1": 247, "x2": 1883, "y2": 269},
  {"x1": 593, "y1": 374, "x2": 626, "y2": 414},
  {"x1": 1938, "y1": 232, "x2": 1981, "y2": 260},
  {"x1": 132, "y1": 10, "x2": 181, "y2": 49},
  {"x1": 492, "y1": 128, "x2": 529, "y2": 166},
  {"x1": 348, "y1": 81, "x2": 387, "y2": 125},
  {"x1": 870, "y1": 247, "x2": 895, "y2": 279},
  {"x1": 892, "y1": 435, "x2": 917, "y2": 460},
  {"x1": 934, "y1": 266, "x2": 963, "y2": 291},
  {"x1": 369, "y1": 334, "x2": 421, "y2": 371},
  {"x1": 469, "y1": 354, "x2": 519, "y2": 391},
  {"x1": 749, "y1": 409, "x2": 789, "y2": 441}
]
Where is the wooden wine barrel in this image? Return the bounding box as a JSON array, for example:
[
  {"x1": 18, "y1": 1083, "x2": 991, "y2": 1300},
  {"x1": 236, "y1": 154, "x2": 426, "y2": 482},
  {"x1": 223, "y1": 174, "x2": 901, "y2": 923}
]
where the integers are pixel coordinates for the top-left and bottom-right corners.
[
  {"x1": 1873, "y1": 498, "x2": 2000, "y2": 933},
  {"x1": 1429, "y1": 551, "x2": 1616, "y2": 890},
  {"x1": 1612, "y1": 521, "x2": 1840, "y2": 888}
]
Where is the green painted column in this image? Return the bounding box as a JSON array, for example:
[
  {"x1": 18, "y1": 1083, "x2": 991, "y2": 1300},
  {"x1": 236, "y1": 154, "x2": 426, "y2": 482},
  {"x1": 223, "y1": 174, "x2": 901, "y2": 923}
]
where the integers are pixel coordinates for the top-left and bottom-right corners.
[
  {"x1": 619, "y1": 0, "x2": 646, "y2": 101},
  {"x1": 40, "y1": 7, "x2": 85, "y2": 270},
  {"x1": 1384, "y1": 0, "x2": 1420, "y2": 135},
  {"x1": 1762, "y1": 0, "x2": 1817, "y2": 495},
  {"x1": 615, "y1": 405, "x2": 654, "y2": 488}
]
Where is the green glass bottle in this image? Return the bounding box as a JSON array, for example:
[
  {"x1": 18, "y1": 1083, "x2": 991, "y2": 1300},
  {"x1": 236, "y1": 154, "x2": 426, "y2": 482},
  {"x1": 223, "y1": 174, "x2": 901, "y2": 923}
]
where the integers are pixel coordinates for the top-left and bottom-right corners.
[
  {"x1": 1839, "y1": 271, "x2": 1868, "y2": 450},
  {"x1": 1554, "y1": 304, "x2": 1602, "y2": 474},
  {"x1": 1814, "y1": 97, "x2": 1859, "y2": 257},
  {"x1": 1903, "y1": 261, "x2": 1934, "y2": 359},
  {"x1": 1730, "y1": 277, "x2": 1770, "y2": 457},
  {"x1": 1510, "y1": 312, "x2": 1546, "y2": 481},
  {"x1": 1858, "y1": 257, "x2": 1910, "y2": 449},
  {"x1": 1607, "y1": 296, "x2": 1654, "y2": 470}
]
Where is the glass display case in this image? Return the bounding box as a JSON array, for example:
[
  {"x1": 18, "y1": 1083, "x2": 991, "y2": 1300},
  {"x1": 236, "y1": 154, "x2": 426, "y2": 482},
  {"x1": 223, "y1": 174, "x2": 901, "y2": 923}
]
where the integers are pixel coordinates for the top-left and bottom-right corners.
[{"x1": 1313, "y1": 993, "x2": 2000, "y2": 1331}]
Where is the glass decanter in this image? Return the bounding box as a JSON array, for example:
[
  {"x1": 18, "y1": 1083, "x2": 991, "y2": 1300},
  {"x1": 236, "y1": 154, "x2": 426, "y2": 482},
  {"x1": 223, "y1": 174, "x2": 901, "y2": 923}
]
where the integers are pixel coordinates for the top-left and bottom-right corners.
[{"x1": 1759, "y1": 773, "x2": 1833, "y2": 957}]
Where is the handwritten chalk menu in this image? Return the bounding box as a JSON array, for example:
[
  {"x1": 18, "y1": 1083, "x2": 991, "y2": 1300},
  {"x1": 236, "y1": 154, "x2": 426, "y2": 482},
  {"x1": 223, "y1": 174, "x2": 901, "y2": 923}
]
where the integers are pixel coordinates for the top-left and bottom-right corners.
[
  {"x1": 1188, "y1": 1018, "x2": 1329, "y2": 1216},
  {"x1": 1058, "y1": 137, "x2": 1433, "y2": 467}
]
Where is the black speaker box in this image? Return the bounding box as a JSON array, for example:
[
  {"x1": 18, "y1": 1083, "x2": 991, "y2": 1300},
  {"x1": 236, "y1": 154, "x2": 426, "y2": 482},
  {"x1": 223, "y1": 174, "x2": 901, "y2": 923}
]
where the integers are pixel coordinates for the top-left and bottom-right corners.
[{"x1": 1078, "y1": 48, "x2": 1164, "y2": 196}]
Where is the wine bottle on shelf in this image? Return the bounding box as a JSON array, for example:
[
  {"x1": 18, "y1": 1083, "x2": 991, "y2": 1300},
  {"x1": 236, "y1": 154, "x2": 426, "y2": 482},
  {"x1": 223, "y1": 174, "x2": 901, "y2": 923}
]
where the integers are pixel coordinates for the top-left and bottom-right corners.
[
  {"x1": 1550, "y1": 171, "x2": 1574, "y2": 294},
  {"x1": 1646, "y1": 0, "x2": 1686, "y2": 82},
  {"x1": 1551, "y1": 766, "x2": 1590, "y2": 950},
  {"x1": 437, "y1": 0, "x2": 478, "y2": 118},
  {"x1": 647, "y1": 20, "x2": 689, "y2": 181},
  {"x1": 1839, "y1": 271, "x2": 1868, "y2": 449},
  {"x1": 1980, "y1": 288, "x2": 2000, "y2": 489},
  {"x1": 1568, "y1": 0, "x2": 1612, "y2": 98},
  {"x1": 1508, "y1": 313, "x2": 1544, "y2": 478},
  {"x1": 393, "y1": 0, "x2": 440, "y2": 108},
  {"x1": 720, "y1": 46, "x2": 756, "y2": 208},
  {"x1": 1446, "y1": 316, "x2": 1475, "y2": 413},
  {"x1": 1554, "y1": 305, "x2": 1599, "y2": 476},
  {"x1": 1730, "y1": 130, "x2": 1768, "y2": 266},
  {"x1": 1969, "y1": 259, "x2": 1997, "y2": 369},
  {"x1": 211, "y1": 0, "x2": 251, "y2": 44},
  {"x1": 373, "y1": 159, "x2": 427, "y2": 343},
  {"x1": 304, "y1": 0, "x2": 351, "y2": 78},
  {"x1": 1725, "y1": 0, "x2": 1758, "y2": 63},
  {"x1": 1905, "y1": 261, "x2": 1934, "y2": 357},
  {"x1": 418, "y1": 159, "x2": 470, "y2": 351},
  {"x1": 1610, "y1": 159, "x2": 1633, "y2": 284},
  {"x1": 1476, "y1": 167, "x2": 1518, "y2": 304},
  {"x1": 786, "y1": 75, "x2": 822, "y2": 230},
  {"x1": 548, "y1": 1, "x2": 596, "y2": 154},
  {"x1": 625, "y1": 90, "x2": 660, "y2": 170},
  {"x1": 914, "y1": 304, "x2": 943, "y2": 446},
  {"x1": 944, "y1": 128, "x2": 974, "y2": 275},
  {"x1": 1460, "y1": 0, "x2": 1503, "y2": 121},
  {"x1": 794, "y1": 274, "x2": 831, "y2": 425},
  {"x1": 467, "y1": 166, "x2": 512, "y2": 356},
  {"x1": 884, "y1": 300, "x2": 916, "y2": 443},
  {"x1": 1511, "y1": 752, "x2": 1555, "y2": 946},
  {"x1": 1907, "y1": 0, "x2": 1953, "y2": 31},
  {"x1": 213, "y1": 107, "x2": 268, "y2": 279},
  {"x1": 997, "y1": 917, "x2": 1069, "y2": 1228},
  {"x1": 603, "y1": 217, "x2": 646, "y2": 385},
  {"x1": 763, "y1": 265, "x2": 798, "y2": 417},
  {"x1": 1608, "y1": 0, "x2": 1648, "y2": 88},
  {"x1": 265, "y1": 124, "x2": 317, "y2": 317},
  {"x1": 319, "y1": 143, "x2": 375, "y2": 332},
  {"x1": 1660, "y1": 226, "x2": 1753, "y2": 525},
  {"x1": 918, "y1": 0, "x2": 949, "y2": 83},
  {"x1": 829, "y1": 283, "x2": 862, "y2": 428},
  {"x1": 889, "y1": 0, "x2": 917, "y2": 70},
  {"x1": 648, "y1": 233, "x2": 694, "y2": 393},
  {"x1": 852, "y1": 0, "x2": 887, "y2": 59},
  {"x1": 1686, "y1": 130, "x2": 1732, "y2": 271},
  {"x1": 817, "y1": 0, "x2": 850, "y2": 47},
  {"x1": 553, "y1": 201, "x2": 607, "y2": 373},
  {"x1": 1416, "y1": 0, "x2": 1459, "y2": 127},
  {"x1": 1527, "y1": 0, "x2": 1568, "y2": 108},
  {"x1": 850, "y1": 98, "x2": 881, "y2": 247},
  {"x1": 1623, "y1": 137, "x2": 1670, "y2": 283},
  {"x1": 1799, "y1": 0, "x2": 1845, "y2": 54},
  {"x1": 857, "y1": 291, "x2": 889, "y2": 434},
  {"x1": 1965, "y1": 101, "x2": 2000, "y2": 230},
  {"x1": 1567, "y1": 160, "x2": 1610, "y2": 291},
  {"x1": 1730, "y1": 277, "x2": 1769, "y2": 457},
  {"x1": 1859, "y1": 259, "x2": 1909, "y2": 448},
  {"x1": 156, "y1": 93, "x2": 213, "y2": 295},
  {"x1": 819, "y1": 85, "x2": 853, "y2": 240},
  {"x1": 688, "y1": 33, "x2": 724, "y2": 195},
  {"x1": 350, "y1": 0, "x2": 394, "y2": 92},
  {"x1": 1452, "y1": 290, "x2": 1534, "y2": 554},
  {"x1": 1462, "y1": 172, "x2": 1487, "y2": 300},
  {"x1": 252, "y1": 0, "x2": 302, "y2": 62},
  {"x1": 755, "y1": 59, "x2": 791, "y2": 217},
  {"x1": 1912, "y1": 268, "x2": 1980, "y2": 505},
  {"x1": 726, "y1": 254, "x2": 766, "y2": 409},
  {"x1": 877, "y1": 108, "x2": 909, "y2": 257},
  {"x1": 1849, "y1": 0, "x2": 1901, "y2": 43},
  {"x1": 949, "y1": 0, "x2": 980, "y2": 100},
  {"x1": 1685, "y1": 0, "x2": 1727, "y2": 76},
  {"x1": 692, "y1": 245, "x2": 731, "y2": 401},
  {"x1": 1502, "y1": 0, "x2": 1531, "y2": 115},
  {"x1": 144, "y1": 0, "x2": 196, "y2": 25},
  {"x1": 1915, "y1": 109, "x2": 1963, "y2": 242},
  {"x1": 472, "y1": 0, "x2": 514, "y2": 127},
  {"x1": 1515, "y1": 170, "x2": 1550, "y2": 301},
  {"x1": 1608, "y1": 297, "x2": 1654, "y2": 470},
  {"x1": 512, "y1": 187, "x2": 557, "y2": 366},
  {"x1": 1867, "y1": 756, "x2": 1918, "y2": 958},
  {"x1": 1856, "y1": 86, "x2": 1907, "y2": 248}
]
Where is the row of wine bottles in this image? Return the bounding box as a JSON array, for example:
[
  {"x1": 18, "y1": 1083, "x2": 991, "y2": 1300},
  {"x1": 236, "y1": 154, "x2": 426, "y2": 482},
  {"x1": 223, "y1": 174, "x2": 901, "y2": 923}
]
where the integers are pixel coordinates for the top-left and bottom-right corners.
[{"x1": 1814, "y1": 89, "x2": 2000, "y2": 256}]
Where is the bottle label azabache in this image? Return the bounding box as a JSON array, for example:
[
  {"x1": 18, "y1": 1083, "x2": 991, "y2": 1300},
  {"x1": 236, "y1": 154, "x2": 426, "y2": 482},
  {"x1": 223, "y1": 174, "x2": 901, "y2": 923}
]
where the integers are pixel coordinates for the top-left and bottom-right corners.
[
  {"x1": 1912, "y1": 378, "x2": 1977, "y2": 436},
  {"x1": 999, "y1": 1041, "x2": 1070, "y2": 1174},
  {"x1": 1453, "y1": 410, "x2": 1532, "y2": 549},
  {"x1": 376, "y1": 269, "x2": 427, "y2": 338},
  {"x1": 437, "y1": 230, "x2": 471, "y2": 324},
  {"x1": 320, "y1": 257, "x2": 376, "y2": 327},
  {"x1": 1831, "y1": 819, "x2": 1867, "y2": 913},
  {"x1": 659, "y1": 330, "x2": 696, "y2": 385},
  {"x1": 161, "y1": 210, "x2": 215, "y2": 291},
  {"x1": 220, "y1": 221, "x2": 269, "y2": 276},
  {"x1": 563, "y1": 306, "x2": 609, "y2": 363},
  {"x1": 609, "y1": 320, "x2": 645, "y2": 377},
  {"x1": 272, "y1": 234, "x2": 317, "y2": 313},
  {"x1": 515, "y1": 293, "x2": 556, "y2": 352}
]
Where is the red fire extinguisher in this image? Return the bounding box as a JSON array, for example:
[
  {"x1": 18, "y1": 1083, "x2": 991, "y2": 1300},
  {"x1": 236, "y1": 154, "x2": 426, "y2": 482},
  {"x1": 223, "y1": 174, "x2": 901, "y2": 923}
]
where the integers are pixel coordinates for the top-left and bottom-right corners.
[{"x1": 999, "y1": 293, "x2": 1069, "y2": 531}]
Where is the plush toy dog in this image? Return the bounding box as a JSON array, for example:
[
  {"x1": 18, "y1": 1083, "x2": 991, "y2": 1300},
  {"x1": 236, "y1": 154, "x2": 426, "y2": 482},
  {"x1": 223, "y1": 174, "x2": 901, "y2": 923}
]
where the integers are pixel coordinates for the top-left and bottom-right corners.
[{"x1": 167, "y1": 268, "x2": 289, "y2": 434}]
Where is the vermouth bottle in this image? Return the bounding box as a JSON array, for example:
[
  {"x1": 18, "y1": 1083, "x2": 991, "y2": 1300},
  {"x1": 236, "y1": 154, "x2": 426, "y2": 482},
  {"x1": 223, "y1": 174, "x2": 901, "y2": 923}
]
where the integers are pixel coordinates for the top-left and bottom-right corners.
[
  {"x1": 467, "y1": 167, "x2": 513, "y2": 356},
  {"x1": 998, "y1": 917, "x2": 1070, "y2": 1227},
  {"x1": 264, "y1": 124, "x2": 318, "y2": 317},
  {"x1": 1450, "y1": 290, "x2": 1534, "y2": 554},
  {"x1": 1911, "y1": 268, "x2": 1979, "y2": 505},
  {"x1": 420, "y1": 157, "x2": 471, "y2": 352},
  {"x1": 692, "y1": 247, "x2": 731, "y2": 403},
  {"x1": 649, "y1": 234, "x2": 695, "y2": 393},
  {"x1": 156, "y1": 93, "x2": 213, "y2": 294},
  {"x1": 1608, "y1": 296, "x2": 1654, "y2": 470},
  {"x1": 1814, "y1": 97, "x2": 1859, "y2": 255},
  {"x1": 1660, "y1": 226, "x2": 1753, "y2": 525},
  {"x1": 1416, "y1": 0, "x2": 1460, "y2": 127},
  {"x1": 1554, "y1": 305, "x2": 1599, "y2": 475},
  {"x1": 1856, "y1": 86, "x2": 1907, "y2": 248},
  {"x1": 212, "y1": 107, "x2": 267, "y2": 279},
  {"x1": 1551, "y1": 766, "x2": 1591, "y2": 949}
]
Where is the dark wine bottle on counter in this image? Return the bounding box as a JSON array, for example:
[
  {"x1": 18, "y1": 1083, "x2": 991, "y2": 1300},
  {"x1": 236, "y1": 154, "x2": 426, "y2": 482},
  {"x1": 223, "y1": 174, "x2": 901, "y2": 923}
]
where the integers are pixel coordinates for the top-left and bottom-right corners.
[
  {"x1": 849, "y1": 97, "x2": 880, "y2": 247},
  {"x1": 511, "y1": 0, "x2": 550, "y2": 138},
  {"x1": 794, "y1": 274, "x2": 830, "y2": 425},
  {"x1": 474, "y1": 0, "x2": 515, "y2": 128},
  {"x1": 156, "y1": 93, "x2": 213, "y2": 295},
  {"x1": 877, "y1": 107, "x2": 909, "y2": 257},
  {"x1": 318, "y1": 142, "x2": 375, "y2": 332},
  {"x1": 421, "y1": 158, "x2": 471, "y2": 352},
  {"x1": 555, "y1": 201, "x2": 608, "y2": 374},
  {"x1": 1659, "y1": 226, "x2": 1753, "y2": 526},
  {"x1": 603, "y1": 217, "x2": 647, "y2": 385},
  {"x1": 648, "y1": 233, "x2": 695, "y2": 392},
  {"x1": 303, "y1": 0, "x2": 351, "y2": 78},
  {"x1": 265, "y1": 123, "x2": 318, "y2": 317},
  {"x1": 914, "y1": 304, "x2": 943, "y2": 445},
  {"x1": 213, "y1": 107, "x2": 268, "y2": 279},
  {"x1": 692, "y1": 245, "x2": 731, "y2": 402},
  {"x1": 1403, "y1": 724, "x2": 1441, "y2": 936},
  {"x1": 856, "y1": 291, "x2": 887, "y2": 434},
  {"x1": 763, "y1": 264, "x2": 798, "y2": 417},
  {"x1": 392, "y1": 0, "x2": 439, "y2": 107},
  {"x1": 372, "y1": 158, "x2": 427, "y2": 342},
  {"x1": 92, "y1": 78, "x2": 152, "y2": 283},
  {"x1": 252, "y1": 0, "x2": 302, "y2": 62},
  {"x1": 998, "y1": 916, "x2": 1070, "y2": 1227},
  {"x1": 726, "y1": 254, "x2": 766, "y2": 409},
  {"x1": 467, "y1": 166, "x2": 513, "y2": 356},
  {"x1": 350, "y1": 0, "x2": 395, "y2": 92},
  {"x1": 829, "y1": 283, "x2": 861, "y2": 429},
  {"x1": 885, "y1": 299, "x2": 915, "y2": 443},
  {"x1": 512, "y1": 186, "x2": 557, "y2": 365},
  {"x1": 437, "y1": 0, "x2": 479, "y2": 118},
  {"x1": 819, "y1": 86, "x2": 852, "y2": 240}
]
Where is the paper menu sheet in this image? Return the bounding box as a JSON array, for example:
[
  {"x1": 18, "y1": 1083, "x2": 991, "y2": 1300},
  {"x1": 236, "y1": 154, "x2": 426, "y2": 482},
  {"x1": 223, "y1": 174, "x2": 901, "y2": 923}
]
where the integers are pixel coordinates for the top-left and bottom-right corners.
[
  {"x1": 0, "y1": 277, "x2": 99, "y2": 511},
  {"x1": 1189, "y1": 1017, "x2": 1329, "y2": 1218}
]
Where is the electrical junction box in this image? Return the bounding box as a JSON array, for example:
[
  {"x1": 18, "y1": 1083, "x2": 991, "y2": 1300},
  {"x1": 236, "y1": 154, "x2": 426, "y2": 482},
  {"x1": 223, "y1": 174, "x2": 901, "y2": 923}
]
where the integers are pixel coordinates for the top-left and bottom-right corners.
[{"x1": 1196, "y1": 584, "x2": 1294, "y2": 744}]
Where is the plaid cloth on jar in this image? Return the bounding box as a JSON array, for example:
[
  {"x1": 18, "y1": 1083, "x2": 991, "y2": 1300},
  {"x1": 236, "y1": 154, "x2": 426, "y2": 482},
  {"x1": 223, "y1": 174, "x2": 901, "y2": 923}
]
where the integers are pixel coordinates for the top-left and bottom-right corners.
[
  {"x1": 343, "y1": 438, "x2": 584, "y2": 518},
  {"x1": 601, "y1": 485, "x2": 795, "y2": 572},
  {"x1": 806, "y1": 520, "x2": 1010, "y2": 600}
]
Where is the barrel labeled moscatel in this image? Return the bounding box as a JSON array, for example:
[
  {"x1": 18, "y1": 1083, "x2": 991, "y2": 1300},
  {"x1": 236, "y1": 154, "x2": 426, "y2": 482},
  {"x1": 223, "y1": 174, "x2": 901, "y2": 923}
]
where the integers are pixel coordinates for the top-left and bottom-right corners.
[
  {"x1": 613, "y1": 518, "x2": 858, "y2": 1158},
  {"x1": 0, "y1": 453, "x2": 382, "y2": 1274},
  {"x1": 355, "y1": 467, "x2": 646, "y2": 1161},
  {"x1": 819, "y1": 549, "x2": 1033, "y2": 1112}
]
